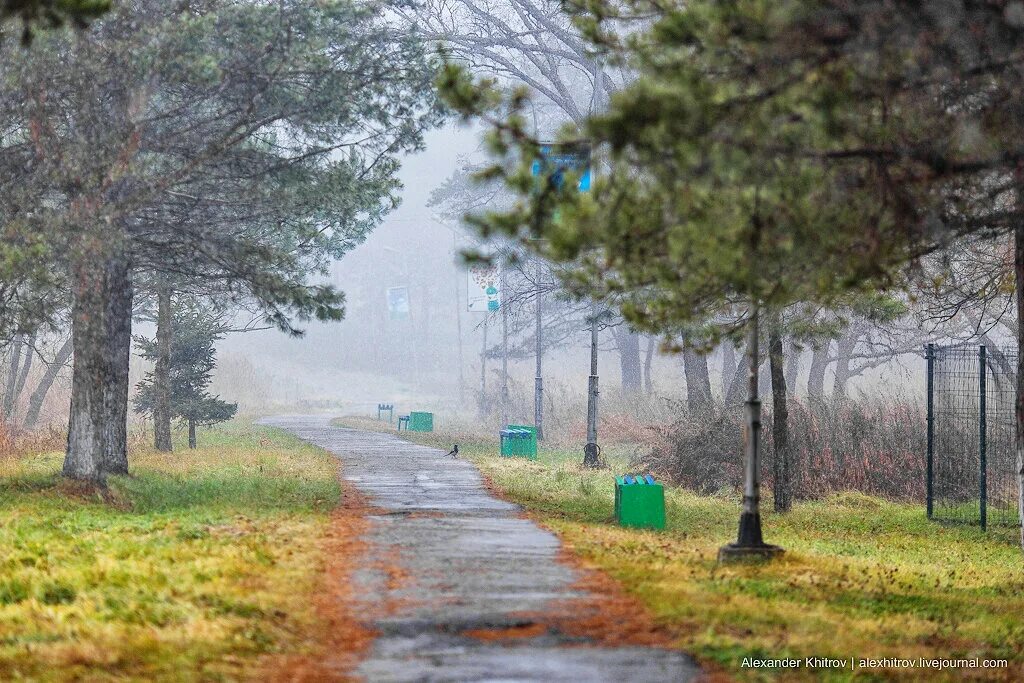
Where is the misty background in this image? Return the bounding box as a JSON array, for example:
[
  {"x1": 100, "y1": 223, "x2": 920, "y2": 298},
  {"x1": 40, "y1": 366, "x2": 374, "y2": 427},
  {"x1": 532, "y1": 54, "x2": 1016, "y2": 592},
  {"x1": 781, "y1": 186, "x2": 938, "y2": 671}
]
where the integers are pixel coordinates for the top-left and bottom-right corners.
[{"x1": 199, "y1": 123, "x2": 924, "y2": 422}]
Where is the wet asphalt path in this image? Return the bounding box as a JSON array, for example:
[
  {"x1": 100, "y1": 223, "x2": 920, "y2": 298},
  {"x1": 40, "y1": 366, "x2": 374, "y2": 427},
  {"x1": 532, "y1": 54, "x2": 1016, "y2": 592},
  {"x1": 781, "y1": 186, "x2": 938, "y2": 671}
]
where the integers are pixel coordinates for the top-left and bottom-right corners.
[{"x1": 261, "y1": 415, "x2": 700, "y2": 683}]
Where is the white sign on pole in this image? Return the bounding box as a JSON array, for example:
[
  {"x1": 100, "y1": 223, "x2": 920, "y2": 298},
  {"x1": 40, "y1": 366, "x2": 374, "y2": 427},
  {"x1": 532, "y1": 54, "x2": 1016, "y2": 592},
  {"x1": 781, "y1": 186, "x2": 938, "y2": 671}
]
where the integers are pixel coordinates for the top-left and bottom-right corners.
[
  {"x1": 386, "y1": 286, "x2": 410, "y2": 320},
  {"x1": 467, "y1": 263, "x2": 501, "y2": 312}
]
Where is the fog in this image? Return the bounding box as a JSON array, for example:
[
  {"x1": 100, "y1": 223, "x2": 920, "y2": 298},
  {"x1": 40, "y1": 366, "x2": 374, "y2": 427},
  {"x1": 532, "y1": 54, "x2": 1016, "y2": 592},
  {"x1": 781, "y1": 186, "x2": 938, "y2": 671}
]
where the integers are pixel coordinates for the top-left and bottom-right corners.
[
  {"x1": 210, "y1": 122, "x2": 673, "y2": 417},
  {"x1": 204, "y1": 122, "x2": 927, "y2": 422}
]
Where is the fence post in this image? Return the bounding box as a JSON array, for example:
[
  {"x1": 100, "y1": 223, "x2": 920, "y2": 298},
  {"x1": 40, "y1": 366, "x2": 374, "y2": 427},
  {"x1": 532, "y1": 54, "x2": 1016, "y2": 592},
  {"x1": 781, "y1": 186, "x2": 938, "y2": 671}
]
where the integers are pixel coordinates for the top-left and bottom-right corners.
[
  {"x1": 926, "y1": 343, "x2": 934, "y2": 519},
  {"x1": 979, "y1": 345, "x2": 987, "y2": 532}
]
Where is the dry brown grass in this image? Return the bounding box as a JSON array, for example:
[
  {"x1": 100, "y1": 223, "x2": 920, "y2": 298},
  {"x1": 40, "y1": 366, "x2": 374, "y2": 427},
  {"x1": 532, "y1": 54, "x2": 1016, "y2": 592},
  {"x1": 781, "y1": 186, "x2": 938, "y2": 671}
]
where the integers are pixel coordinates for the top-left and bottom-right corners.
[{"x1": 0, "y1": 422, "x2": 65, "y2": 459}]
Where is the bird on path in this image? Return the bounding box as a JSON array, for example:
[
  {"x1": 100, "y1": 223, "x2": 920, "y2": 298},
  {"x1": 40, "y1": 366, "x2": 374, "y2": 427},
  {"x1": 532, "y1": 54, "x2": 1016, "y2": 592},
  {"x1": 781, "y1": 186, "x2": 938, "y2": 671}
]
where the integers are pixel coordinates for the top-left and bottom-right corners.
[{"x1": 447, "y1": 444, "x2": 459, "y2": 458}]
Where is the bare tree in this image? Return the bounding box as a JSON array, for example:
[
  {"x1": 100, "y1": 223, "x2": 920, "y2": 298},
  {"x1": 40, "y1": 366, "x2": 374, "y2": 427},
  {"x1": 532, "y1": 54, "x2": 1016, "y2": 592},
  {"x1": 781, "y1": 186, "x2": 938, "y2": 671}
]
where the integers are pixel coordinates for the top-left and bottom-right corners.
[
  {"x1": 23, "y1": 335, "x2": 72, "y2": 430},
  {"x1": 418, "y1": 0, "x2": 666, "y2": 394}
]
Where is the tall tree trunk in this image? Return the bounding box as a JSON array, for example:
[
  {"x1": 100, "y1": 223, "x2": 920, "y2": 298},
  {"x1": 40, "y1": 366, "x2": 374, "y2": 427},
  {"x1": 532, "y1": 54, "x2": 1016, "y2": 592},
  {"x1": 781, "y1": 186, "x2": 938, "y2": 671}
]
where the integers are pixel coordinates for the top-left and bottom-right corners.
[
  {"x1": 725, "y1": 343, "x2": 751, "y2": 405},
  {"x1": 720, "y1": 342, "x2": 737, "y2": 398},
  {"x1": 784, "y1": 343, "x2": 800, "y2": 394},
  {"x1": 13, "y1": 331, "x2": 37, "y2": 409},
  {"x1": 725, "y1": 346, "x2": 771, "y2": 406},
  {"x1": 643, "y1": 335, "x2": 655, "y2": 394},
  {"x1": 153, "y1": 285, "x2": 173, "y2": 452},
  {"x1": 24, "y1": 336, "x2": 73, "y2": 430},
  {"x1": 614, "y1": 327, "x2": 643, "y2": 393},
  {"x1": 806, "y1": 342, "x2": 830, "y2": 399},
  {"x1": 64, "y1": 235, "x2": 133, "y2": 482},
  {"x1": 188, "y1": 419, "x2": 197, "y2": 449},
  {"x1": 759, "y1": 358, "x2": 771, "y2": 398},
  {"x1": 3, "y1": 335, "x2": 24, "y2": 420},
  {"x1": 682, "y1": 348, "x2": 712, "y2": 411},
  {"x1": 832, "y1": 330, "x2": 857, "y2": 399},
  {"x1": 1015, "y1": 220, "x2": 1024, "y2": 549},
  {"x1": 769, "y1": 323, "x2": 791, "y2": 512}
]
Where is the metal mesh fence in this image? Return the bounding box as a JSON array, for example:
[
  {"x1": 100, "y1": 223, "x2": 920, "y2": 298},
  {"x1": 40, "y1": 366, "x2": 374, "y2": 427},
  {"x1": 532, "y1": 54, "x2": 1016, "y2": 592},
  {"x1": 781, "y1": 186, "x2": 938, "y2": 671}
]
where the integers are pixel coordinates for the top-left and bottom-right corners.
[{"x1": 928, "y1": 343, "x2": 1020, "y2": 529}]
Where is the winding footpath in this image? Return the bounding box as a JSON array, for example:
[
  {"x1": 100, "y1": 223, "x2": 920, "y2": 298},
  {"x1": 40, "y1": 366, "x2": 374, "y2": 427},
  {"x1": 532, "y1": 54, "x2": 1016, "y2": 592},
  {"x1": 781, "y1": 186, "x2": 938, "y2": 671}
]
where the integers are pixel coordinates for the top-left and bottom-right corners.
[{"x1": 262, "y1": 415, "x2": 700, "y2": 682}]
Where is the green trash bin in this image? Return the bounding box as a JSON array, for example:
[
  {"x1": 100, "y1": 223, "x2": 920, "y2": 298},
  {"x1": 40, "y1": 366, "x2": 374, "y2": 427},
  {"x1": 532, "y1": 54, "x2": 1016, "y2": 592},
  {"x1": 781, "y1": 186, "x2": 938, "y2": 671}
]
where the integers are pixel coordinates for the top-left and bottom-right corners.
[
  {"x1": 508, "y1": 424, "x2": 537, "y2": 459},
  {"x1": 615, "y1": 475, "x2": 666, "y2": 530},
  {"x1": 408, "y1": 411, "x2": 433, "y2": 432},
  {"x1": 499, "y1": 425, "x2": 537, "y2": 459}
]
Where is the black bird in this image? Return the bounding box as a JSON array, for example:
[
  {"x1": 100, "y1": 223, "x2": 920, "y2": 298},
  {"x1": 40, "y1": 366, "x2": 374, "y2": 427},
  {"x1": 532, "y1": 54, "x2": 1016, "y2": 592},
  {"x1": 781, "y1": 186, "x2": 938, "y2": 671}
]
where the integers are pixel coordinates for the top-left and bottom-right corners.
[{"x1": 447, "y1": 444, "x2": 459, "y2": 458}]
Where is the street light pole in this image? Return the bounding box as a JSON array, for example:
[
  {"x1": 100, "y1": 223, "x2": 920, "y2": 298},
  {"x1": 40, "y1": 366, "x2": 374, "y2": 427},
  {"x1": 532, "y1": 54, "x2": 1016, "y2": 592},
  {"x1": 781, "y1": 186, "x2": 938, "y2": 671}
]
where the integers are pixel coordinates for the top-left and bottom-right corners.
[
  {"x1": 534, "y1": 258, "x2": 544, "y2": 441},
  {"x1": 583, "y1": 302, "x2": 600, "y2": 467},
  {"x1": 719, "y1": 302, "x2": 783, "y2": 562},
  {"x1": 500, "y1": 259, "x2": 509, "y2": 428}
]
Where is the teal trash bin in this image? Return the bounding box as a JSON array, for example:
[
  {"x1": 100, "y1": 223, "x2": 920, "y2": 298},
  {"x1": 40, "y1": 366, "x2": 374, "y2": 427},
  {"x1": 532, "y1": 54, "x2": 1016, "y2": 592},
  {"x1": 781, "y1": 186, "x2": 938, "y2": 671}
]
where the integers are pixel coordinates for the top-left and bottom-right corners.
[
  {"x1": 408, "y1": 411, "x2": 433, "y2": 432},
  {"x1": 614, "y1": 474, "x2": 666, "y2": 530},
  {"x1": 499, "y1": 425, "x2": 537, "y2": 459},
  {"x1": 508, "y1": 424, "x2": 537, "y2": 459}
]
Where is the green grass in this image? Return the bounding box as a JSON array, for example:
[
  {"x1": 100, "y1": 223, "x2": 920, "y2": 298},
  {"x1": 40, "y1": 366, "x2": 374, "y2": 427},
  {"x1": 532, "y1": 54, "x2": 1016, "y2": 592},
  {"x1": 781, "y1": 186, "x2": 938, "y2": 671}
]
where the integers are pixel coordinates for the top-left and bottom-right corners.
[
  {"x1": 0, "y1": 420, "x2": 340, "y2": 682},
  {"x1": 336, "y1": 415, "x2": 1024, "y2": 681}
]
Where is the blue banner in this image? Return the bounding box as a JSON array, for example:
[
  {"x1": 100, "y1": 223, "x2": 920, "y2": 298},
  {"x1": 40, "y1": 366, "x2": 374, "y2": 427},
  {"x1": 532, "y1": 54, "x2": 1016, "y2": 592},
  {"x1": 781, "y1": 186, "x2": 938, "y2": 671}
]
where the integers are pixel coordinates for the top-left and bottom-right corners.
[{"x1": 531, "y1": 143, "x2": 591, "y2": 192}]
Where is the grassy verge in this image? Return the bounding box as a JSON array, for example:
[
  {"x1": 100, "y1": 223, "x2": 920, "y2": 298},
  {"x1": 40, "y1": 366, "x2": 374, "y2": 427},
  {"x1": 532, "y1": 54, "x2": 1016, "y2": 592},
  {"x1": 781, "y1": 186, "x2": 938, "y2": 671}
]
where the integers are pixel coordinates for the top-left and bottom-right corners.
[
  {"x1": 0, "y1": 420, "x2": 340, "y2": 682},
  {"x1": 334, "y1": 415, "x2": 1024, "y2": 681}
]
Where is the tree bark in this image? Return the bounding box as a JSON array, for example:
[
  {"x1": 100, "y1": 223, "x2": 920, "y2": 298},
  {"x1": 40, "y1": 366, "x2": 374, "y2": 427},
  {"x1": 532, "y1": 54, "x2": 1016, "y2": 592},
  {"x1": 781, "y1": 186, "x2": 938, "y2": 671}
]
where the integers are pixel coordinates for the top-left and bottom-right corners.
[
  {"x1": 188, "y1": 418, "x2": 197, "y2": 449},
  {"x1": 726, "y1": 346, "x2": 772, "y2": 405},
  {"x1": 64, "y1": 234, "x2": 133, "y2": 482},
  {"x1": 769, "y1": 323, "x2": 792, "y2": 512},
  {"x1": 725, "y1": 343, "x2": 751, "y2": 405},
  {"x1": 720, "y1": 341, "x2": 737, "y2": 399},
  {"x1": 643, "y1": 335, "x2": 655, "y2": 394},
  {"x1": 806, "y1": 342, "x2": 830, "y2": 399},
  {"x1": 13, "y1": 331, "x2": 37, "y2": 410},
  {"x1": 613, "y1": 326, "x2": 642, "y2": 393},
  {"x1": 784, "y1": 343, "x2": 800, "y2": 394},
  {"x1": 153, "y1": 284, "x2": 173, "y2": 452},
  {"x1": 24, "y1": 336, "x2": 73, "y2": 430},
  {"x1": 759, "y1": 358, "x2": 771, "y2": 399},
  {"x1": 682, "y1": 348, "x2": 712, "y2": 411},
  {"x1": 1015, "y1": 219, "x2": 1024, "y2": 549},
  {"x1": 832, "y1": 329, "x2": 857, "y2": 399},
  {"x1": 3, "y1": 334, "x2": 24, "y2": 420}
]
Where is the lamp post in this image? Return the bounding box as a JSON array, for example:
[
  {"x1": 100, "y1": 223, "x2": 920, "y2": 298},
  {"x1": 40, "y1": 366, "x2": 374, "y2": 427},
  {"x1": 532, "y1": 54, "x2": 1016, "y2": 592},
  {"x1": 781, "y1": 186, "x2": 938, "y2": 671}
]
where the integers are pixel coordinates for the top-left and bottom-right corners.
[
  {"x1": 583, "y1": 302, "x2": 601, "y2": 467},
  {"x1": 534, "y1": 258, "x2": 544, "y2": 441},
  {"x1": 718, "y1": 302, "x2": 783, "y2": 562}
]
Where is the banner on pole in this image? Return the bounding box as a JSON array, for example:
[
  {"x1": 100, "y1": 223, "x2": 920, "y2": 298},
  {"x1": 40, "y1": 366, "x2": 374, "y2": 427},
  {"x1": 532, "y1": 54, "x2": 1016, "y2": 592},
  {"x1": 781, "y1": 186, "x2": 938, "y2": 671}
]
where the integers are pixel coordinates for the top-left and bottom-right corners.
[
  {"x1": 386, "y1": 286, "x2": 410, "y2": 320},
  {"x1": 531, "y1": 142, "x2": 591, "y2": 192},
  {"x1": 467, "y1": 263, "x2": 501, "y2": 312}
]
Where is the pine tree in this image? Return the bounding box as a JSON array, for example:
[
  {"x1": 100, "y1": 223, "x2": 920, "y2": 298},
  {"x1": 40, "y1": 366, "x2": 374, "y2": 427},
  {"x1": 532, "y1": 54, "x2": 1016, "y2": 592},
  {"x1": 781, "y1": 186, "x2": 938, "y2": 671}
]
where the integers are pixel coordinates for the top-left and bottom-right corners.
[
  {"x1": 0, "y1": 0, "x2": 439, "y2": 481},
  {"x1": 134, "y1": 302, "x2": 236, "y2": 450},
  {"x1": 440, "y1": 1, "x2": 1024, "y2": 551},
  {"x1": 1, "y1": 0, "x2": 108, "y2": 42}
]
